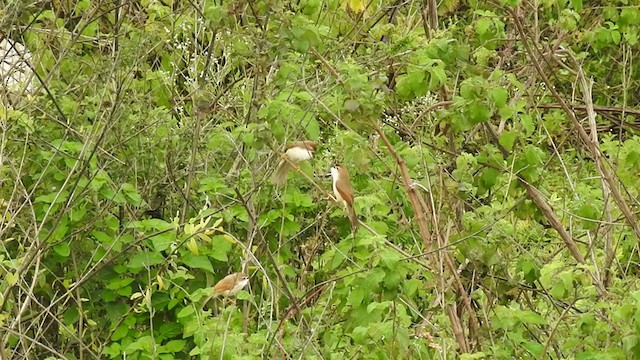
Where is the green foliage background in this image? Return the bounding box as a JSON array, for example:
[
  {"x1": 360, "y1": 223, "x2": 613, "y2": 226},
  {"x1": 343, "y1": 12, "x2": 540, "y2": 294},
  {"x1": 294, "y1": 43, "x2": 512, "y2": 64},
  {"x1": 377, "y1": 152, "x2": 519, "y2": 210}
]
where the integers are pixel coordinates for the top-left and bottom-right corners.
[{"x1": 2, "y1": 0, "x2": 640, "y2": 358}]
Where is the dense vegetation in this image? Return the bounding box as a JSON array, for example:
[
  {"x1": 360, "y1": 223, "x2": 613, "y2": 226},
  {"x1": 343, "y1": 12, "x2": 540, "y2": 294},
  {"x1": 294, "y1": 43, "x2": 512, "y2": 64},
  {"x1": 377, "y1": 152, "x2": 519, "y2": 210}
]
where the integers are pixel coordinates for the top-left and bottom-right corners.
[{"x1": 2, "y1": 0, "x2": 640, "y2": 358}]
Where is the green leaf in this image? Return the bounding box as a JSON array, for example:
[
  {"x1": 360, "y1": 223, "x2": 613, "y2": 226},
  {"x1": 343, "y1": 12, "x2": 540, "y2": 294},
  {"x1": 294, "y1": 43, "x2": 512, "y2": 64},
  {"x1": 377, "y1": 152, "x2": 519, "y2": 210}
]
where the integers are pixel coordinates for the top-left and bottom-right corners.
[
  {"x1": 490, "y1": 88, "x2": 508, "y2": 108},
  {"x1": 479, "y1": 168, "x2": 500, "y2": 190},
  {"x1": 236, "y1": 290, "x2": 253, "y2": 301},
  {"x1": 53, "y1": 242, "x2": 71, "y2": 257},
  {"x1": 344, "y1": 99, "x2": 360, "y2": 112},
  {"x1": 63, "y1": 307, "x2": 79, "y2": 325},
  {"x1": 35, "y1": 191, "x2": 69, "y2": 204},
  {"x1": 181, "y1": 253, "x2": 214, "y2": 273},
  {"x1": 499, "y1": 131, "x2": 518, "y2": 152},
  {"x1": 151, "y1": 232, "x2": 175, "y2": 252},
  {"x1": 570, "y1": 0, "x2": 582, "y2": 11},
  {"x1": 577, "y1": 203, "x2": 600, "y2": 230},
  {"x1": 204, "y1": 4, "x2": 225, "y2": 28},
  {"x1": 208, "y1": 235, "x2": 232, "y2": 262},
  {"x1": 351, "y1": 326, "x2": 368, "y2": 344},
  {"x1": 348, "y1": 287, "x2": 365, "y2": 307},
  {"x1": 69, "y1": 206, "x2": 87, "y2": 222},
  {"x1": 111, "y1": 325, "x2": 129, "y2": 341},
  {"x1": 517, "y1": 259, "x2": 540, "y2": 284},
  {"x1": 396, "y1": 71, "x2": 427, "y2": 100},
  {"x1": 611, "y1": 30, "x2": 621, "y2": 45},
  {"x1": 305, "y1": 117, "x2": 320, "y2": 140},
  {"x1": 521, "y1": 114, "x2": 535, "y2": 135},
  {"x1": 468, "y1": 102, "x2": 492, "y2": 123},
  {"x1": 427, "y1": 62, "x2": 446, "y2": 90},
  {"x1": 128, "y1": 251, "x2": 165, "y2": 269},
  {"x1": 518, "y1": 310, "x2": 547, "y2": 325},
  {"x1": 176, "y1": 306, "x2": 194, "y2": 318},
  {"x1": 522, "y1": 340, "x2": 544, "y2": 358},
  {"x1": 162, "y1": 340, "x2": 186, "y2": 353},
  {"x1": 475, "y1": 18, "x2": 493, "y2": 36}
]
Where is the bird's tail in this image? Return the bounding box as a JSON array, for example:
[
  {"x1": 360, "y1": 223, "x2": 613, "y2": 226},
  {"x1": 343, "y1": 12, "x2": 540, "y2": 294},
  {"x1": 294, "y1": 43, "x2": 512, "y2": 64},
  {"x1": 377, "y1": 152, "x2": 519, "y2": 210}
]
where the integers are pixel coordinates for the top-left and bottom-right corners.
[
  {"x1": 200, "y1": 292, "x2": 219, "y2": 310},
  {"x1": 347, "y1": 204, "x2": 358, "y2": 236},
  {"x1": 272, "y1": 160, "x2": 291, "y2": 185}
]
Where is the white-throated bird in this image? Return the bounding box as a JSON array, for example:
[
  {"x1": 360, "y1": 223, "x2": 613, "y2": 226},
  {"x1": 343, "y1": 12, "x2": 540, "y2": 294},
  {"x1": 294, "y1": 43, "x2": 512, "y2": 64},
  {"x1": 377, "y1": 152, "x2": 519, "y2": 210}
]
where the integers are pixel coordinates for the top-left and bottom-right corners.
[
  {"x1": 330, "y1": 164, "x2": 358, "y2": 234},
  {"x1": 272, "y1": 141, "x2": 317, "y2": 185}
]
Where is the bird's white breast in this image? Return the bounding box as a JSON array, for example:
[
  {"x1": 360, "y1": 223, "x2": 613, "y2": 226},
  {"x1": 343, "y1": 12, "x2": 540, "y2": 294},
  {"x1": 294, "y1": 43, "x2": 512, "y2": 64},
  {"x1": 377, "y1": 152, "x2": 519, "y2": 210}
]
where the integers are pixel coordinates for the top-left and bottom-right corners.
[
  {"x1": 331, "y1": 167, "x2": 344, "y2": 202},
  {"x1": 286, "y1": 146, "x2": 313, "y2": 162},
  {"x1": 231, "y1": 278, "x2": 249, "y2": 295}
]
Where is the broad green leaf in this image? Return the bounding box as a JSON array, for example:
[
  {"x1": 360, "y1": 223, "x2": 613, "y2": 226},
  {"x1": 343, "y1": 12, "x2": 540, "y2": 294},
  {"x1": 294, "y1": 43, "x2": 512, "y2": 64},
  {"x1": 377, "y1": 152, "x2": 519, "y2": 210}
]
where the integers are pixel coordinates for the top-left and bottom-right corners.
[
  {"x1": 499, "y1": 131, "x2": 518, "y2": 151},
  {"x1": 518, "y1": 310, "x2": 547, "y2": 325},
  {"x1": 208, "y1": 235, "x2": 232, "y2": 262},
  {"x1": 468, "y1": 103, "x2": 492, "y2": 123},
  {"x1": 176, "y1": 306, "x2": 194, "y2": 318},
  {"x1": 53, "y1": 242, "x2": 71, "y2": 257},
  {"x1": 490, "y1": 88, "x2": 508, "y2": 108},
  {"x1": 181, "y1": 253, "x2": 214, "y2": 273},
  {"x1": 162, "y1": 340, "x2": 186, "y2": 353},
  {"x1": 305, "y1": 117, "x2": 320, "y2": 140},
  {"x1": 111, "y1": 325, "x2": 129, "y2": 341},
  {"x1": 128, "y1": 251, "x2": 165, "y2": 269},
  {"x1": 150, "y1": 232, "x2": 174, "y2": 252}
]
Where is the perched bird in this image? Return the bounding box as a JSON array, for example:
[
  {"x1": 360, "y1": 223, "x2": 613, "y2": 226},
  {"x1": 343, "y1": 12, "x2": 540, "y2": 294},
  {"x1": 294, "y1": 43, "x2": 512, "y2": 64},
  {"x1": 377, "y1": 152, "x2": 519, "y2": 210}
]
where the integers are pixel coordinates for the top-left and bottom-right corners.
[
  {"x1": 330, "y1": 164, "x2": 358, "y2": 234},
  {"x1": 272, "y1": 141, "x2": 317, "y2": 185},
  {"x1": 201, "y1": 272, "x2": 249, "y2": 307}
]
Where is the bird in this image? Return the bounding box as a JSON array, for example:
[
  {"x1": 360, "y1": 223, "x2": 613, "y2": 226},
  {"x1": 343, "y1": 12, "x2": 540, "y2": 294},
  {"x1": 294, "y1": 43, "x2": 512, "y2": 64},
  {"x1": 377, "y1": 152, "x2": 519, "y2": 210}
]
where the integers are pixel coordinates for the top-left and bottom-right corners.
[
  {"x1": 201, "y1": 272, "x2": 249, "y2": 308},
  {"x1": 272, "y1": 141, "x2": 317, "y2": 185},
  {"x1": 330, "y1": 164, "x2": 358, "y2": 234}
]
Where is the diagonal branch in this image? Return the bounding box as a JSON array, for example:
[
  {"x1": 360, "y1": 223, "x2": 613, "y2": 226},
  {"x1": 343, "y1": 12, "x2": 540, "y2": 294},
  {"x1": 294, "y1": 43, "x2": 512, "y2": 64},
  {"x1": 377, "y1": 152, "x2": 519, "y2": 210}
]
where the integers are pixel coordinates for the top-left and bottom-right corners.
[
  {"x1": 509, "y1": 8, "x2": 640, "y2": 244},
  {"x1": 483, "y1": 122, "x2": 609, "y2": 297}
]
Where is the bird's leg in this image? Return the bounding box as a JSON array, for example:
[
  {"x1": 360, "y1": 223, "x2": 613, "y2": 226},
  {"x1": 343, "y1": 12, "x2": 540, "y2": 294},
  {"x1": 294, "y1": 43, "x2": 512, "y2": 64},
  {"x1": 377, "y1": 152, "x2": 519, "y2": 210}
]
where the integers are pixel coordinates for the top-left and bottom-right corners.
[{"x1": 284, "y1": 156, "x2": 302, "y2": 173}]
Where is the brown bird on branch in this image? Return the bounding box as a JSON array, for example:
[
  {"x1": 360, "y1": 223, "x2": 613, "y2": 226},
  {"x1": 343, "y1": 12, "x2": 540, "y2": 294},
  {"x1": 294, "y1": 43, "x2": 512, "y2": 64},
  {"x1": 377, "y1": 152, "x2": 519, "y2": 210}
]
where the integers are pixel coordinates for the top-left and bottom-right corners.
[
  {"x1": 330, "y1": 164, "x2": 358, "y2": 235},
  {"x1": 201, "y1": 272, "x2": 249, "y2": 309}
]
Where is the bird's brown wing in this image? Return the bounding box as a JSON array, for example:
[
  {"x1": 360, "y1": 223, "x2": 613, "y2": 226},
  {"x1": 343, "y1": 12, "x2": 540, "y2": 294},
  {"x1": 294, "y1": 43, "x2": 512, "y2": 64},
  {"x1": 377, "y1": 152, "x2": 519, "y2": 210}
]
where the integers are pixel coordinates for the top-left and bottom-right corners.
[
  {"x1": 335, "y1": 177, "x2": 354, "y2": 205},
  {"x1": 213, "y1": 273, "x2": 237, "y2": 293}
]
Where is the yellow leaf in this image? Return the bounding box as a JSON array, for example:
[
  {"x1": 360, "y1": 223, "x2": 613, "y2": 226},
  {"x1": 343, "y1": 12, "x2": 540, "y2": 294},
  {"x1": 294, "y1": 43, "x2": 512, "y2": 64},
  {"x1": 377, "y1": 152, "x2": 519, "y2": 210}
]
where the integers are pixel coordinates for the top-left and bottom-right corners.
[
  {"x1": 223, "y1": 234, "x2": 238, "y2": 244},
  {"x1": 157, "y1": 274, "x2": 165, "y2": 290},
  {"x1": 130, "y1": 292, "x2": 143, "y2": 300},
  {"x1": 5, "y1": 272, "x2": 17, "y2": 286},
  {"x1": 346, "y1": 0, "x2": 365, "y2": 14},
  {"x1": 197, "y1": 232, "x2": 212, "y2": 243},
  {"x1": 184, "y1": 223, "x2": 193, "y2": 235},
  {"x1": 187, "y1": 237, "x2": 199, "y2": 255},
  {"x1": 212, "y1": 218, "x2": 223, "y2": 229}
]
